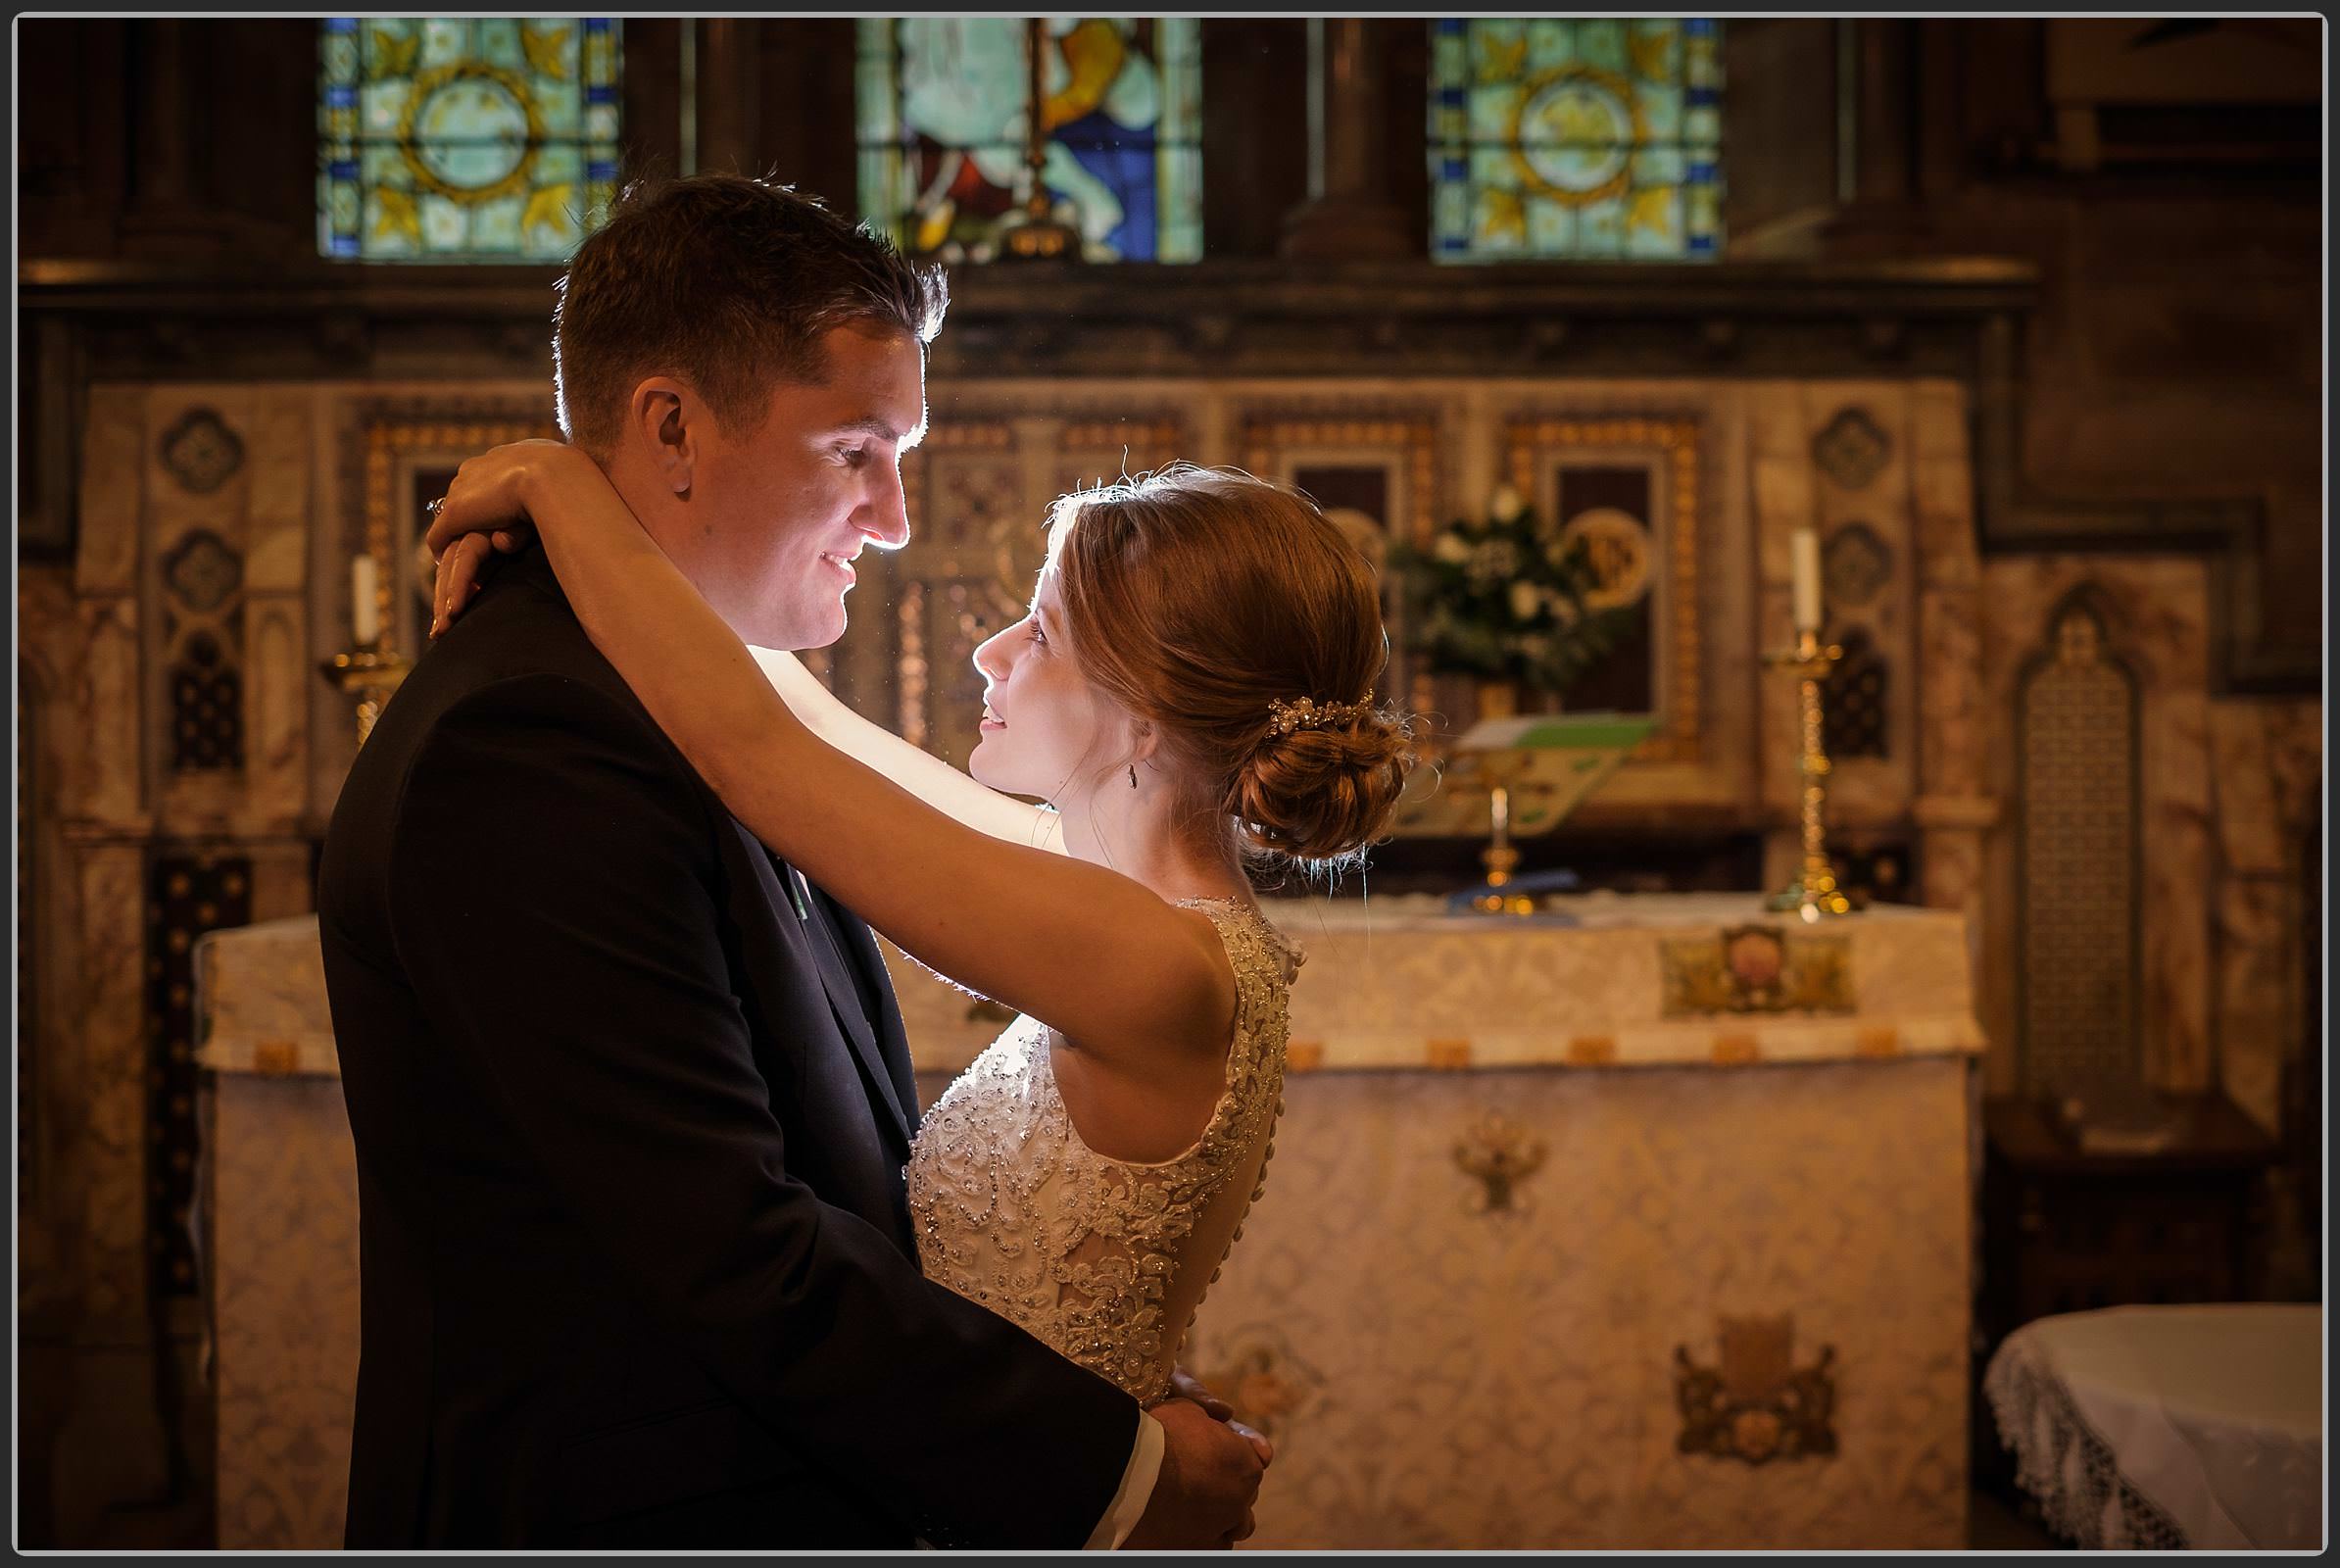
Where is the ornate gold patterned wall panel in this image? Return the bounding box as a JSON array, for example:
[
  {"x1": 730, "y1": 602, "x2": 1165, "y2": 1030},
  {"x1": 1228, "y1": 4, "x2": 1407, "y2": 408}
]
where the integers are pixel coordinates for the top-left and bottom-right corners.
[
  {"x1": 1238, "y1": 412, "x2": 1442, "y2": 716},
  {"x1": 2016, "y1": 599, "x2": 2141, "y2": 1097},
  {"x1": 1505, "y1": 416, "x2": 1702, "y2": 763},
  {"x1": 857, "y1": 419, "x2": 1016, "y2": 766},
  {"x1": 149, "y1": 854, "x2": 254, "y2": 1295},
  {"x1": 1054, "y1": 414, "x2": 1191, "y2": 498}
]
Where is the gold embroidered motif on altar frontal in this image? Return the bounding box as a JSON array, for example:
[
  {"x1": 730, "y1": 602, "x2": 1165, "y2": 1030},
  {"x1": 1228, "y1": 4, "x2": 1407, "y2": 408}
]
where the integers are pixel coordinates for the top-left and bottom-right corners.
[
  {"x1": 1674, "y1": 1313, "x2": 1837, "y2": 1465},
  {"x1": 1659, "y1": 923, "x2": 1853, "y2": 1016},
  {"x1": 1453, "y1": 1111, "x2": 1546, "y2": 1213}
]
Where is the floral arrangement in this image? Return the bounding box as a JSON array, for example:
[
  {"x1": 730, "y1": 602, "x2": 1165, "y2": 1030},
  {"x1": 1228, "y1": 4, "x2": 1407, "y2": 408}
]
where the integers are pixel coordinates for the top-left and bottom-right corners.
[{"x1": 1388, "y1": 485, "x2": 1628, "y2": 697}]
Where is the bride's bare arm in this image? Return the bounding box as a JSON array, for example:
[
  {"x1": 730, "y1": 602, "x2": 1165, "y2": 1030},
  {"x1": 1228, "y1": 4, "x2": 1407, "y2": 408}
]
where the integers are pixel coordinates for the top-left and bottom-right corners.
[
  {"x1": 745, "y1": 647, "x2": 1065, "y2": 856},
  {"x1": 428, "y1": 442, "x2": 1229, "y2": 1062}
]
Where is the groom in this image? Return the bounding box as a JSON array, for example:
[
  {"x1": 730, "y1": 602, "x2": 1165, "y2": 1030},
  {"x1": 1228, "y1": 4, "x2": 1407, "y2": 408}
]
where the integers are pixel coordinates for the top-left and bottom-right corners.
[{"x1": 317, "y1": 175, "x2": 1264, "y2": 1548}]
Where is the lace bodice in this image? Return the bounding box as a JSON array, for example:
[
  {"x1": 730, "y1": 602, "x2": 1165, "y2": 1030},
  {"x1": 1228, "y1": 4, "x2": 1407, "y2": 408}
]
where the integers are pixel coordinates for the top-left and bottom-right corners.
[{"x1": 903, "y1": 898, "x2": 1301, "y2": 1406}]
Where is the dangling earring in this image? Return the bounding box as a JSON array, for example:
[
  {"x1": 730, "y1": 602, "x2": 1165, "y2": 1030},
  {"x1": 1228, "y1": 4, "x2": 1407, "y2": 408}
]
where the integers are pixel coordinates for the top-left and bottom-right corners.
[{"x1": 1128, "y1": 764, "x2": 1139, "y2": 789}]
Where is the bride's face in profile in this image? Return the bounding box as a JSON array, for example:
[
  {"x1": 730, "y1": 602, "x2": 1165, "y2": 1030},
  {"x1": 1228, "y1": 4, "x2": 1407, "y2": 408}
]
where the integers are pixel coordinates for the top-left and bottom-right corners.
[{"x1": 968, "y1": 565, "x2": 1131, "y2": 806}]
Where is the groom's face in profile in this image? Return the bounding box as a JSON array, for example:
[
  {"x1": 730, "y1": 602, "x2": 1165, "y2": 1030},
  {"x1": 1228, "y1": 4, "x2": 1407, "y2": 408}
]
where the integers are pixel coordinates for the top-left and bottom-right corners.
[{"x1": 684, "y1": 321, "x2": 927, "y2": 651}]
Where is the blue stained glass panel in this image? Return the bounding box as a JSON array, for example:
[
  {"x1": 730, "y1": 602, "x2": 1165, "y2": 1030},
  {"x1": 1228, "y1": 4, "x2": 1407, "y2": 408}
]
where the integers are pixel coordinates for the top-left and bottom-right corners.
[
  {"x1": 317, "y1": 17, "x2": 621, "y2": 263},
  {"x1": 1429, "y1": 18, "x2": 1724, "y2": 263},
  {"x1": 856, "y1": 18, "x2": 1202, "y2": 265}
]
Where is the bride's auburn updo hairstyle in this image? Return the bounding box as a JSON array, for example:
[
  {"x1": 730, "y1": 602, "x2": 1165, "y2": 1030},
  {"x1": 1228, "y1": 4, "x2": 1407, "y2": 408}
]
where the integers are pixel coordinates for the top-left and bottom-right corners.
[{"x1": 1045, "y1": 465, "x2": 1419, "y2": 867}]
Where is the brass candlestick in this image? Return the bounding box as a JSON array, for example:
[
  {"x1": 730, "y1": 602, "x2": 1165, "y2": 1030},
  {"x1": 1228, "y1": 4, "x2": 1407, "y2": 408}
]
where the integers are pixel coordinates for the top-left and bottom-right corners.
[
  {"x1": 998, "y1": 19, "x2": 1081, "y2": 261},
  {"x1": 1465, "y1": 754, "x2": 1537, "y2": 916},
  {"x1": 1765, "y1": 629, "x2": 1852, "y2": 921},
  {"x1": 320, "y1": 638, "x2": 411, "y2": 747}
]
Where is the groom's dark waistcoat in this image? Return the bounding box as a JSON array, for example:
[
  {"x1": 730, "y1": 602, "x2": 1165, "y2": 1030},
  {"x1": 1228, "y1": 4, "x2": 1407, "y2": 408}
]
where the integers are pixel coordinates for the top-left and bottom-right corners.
[{"x1": 317, "y1": 549, "x2": 1135, "y2": 1548}]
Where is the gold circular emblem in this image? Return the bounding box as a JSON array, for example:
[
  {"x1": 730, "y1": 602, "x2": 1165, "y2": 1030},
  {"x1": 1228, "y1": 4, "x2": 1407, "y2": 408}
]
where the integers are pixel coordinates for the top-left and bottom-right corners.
[
  {"x1": 1557, "y1": 507, "x2": 1652, "y2": 610},
  {"x1": 1508, "y1": 66, "x2": 1645, "y2": 210},
  {"x1": 397, "y1": 61, "x2": 545, "y2": 207}
]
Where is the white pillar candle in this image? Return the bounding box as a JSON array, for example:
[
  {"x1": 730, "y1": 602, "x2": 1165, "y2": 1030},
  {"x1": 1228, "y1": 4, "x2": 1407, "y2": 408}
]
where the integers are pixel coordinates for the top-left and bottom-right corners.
[
  {"x1": 1790, "y1": 526, "x2": 1823, "y2": 633},
  {"x1": 352, "y1": 555, "x2": 381, "y2": 646}
]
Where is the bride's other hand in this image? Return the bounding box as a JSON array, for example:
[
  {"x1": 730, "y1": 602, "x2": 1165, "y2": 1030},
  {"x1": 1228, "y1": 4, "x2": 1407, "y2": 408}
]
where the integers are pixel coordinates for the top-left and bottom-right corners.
[
  {"x1": 1168, "y1": 1365, "x2": 1273, "y2": 1467},
  {"x1": 1125, "y1": 1397, "x2": 1263, "y2": 1550}
]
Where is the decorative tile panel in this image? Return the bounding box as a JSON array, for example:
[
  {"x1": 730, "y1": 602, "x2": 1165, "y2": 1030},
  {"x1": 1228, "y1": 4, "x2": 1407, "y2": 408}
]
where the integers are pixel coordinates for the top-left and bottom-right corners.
[
  {"x1": 160, "y1": 408, "x2": 246, "y2": 496},
  {"x1": 162, "y1": 528, "x2": 245, "y2": 612},
  {"x1": 1822, "y1": 521, "x2": 1891, "y2": 610},
  {"x1": 170, "y1": 628, "x2": 245, "y2": 773},
  {"x1": 1823, "y1": 625, "x2": 1889, "y2": 760},
  {"x1": 1812, "y1": 406, "x2": 1890, "y2": 492},
  {"x1": 147, "y1": 853, "x2": 254, "y2": 1296}
]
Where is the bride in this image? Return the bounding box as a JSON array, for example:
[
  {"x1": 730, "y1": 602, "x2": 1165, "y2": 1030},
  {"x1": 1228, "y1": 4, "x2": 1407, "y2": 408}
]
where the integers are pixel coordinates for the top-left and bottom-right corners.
[{"x1": 425, "y1": 451, "x2": 1416, "y2": 1415}]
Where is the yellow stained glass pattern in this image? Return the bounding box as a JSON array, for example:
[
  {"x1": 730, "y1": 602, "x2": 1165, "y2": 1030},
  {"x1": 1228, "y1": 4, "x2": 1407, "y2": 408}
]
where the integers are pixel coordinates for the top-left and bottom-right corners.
[
  {"x1": 1431, "y1": 18, "x2": 1722, "y2": 263},
  {"x1": 318, "y1": 17, "x2": 621, "y2": 263}
]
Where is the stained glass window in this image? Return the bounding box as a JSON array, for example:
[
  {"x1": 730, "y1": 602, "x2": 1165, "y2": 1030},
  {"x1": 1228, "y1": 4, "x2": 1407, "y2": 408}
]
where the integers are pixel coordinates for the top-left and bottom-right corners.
[
  {"x1": 1429, "y1": 19, "x2": 1723, "y2": 263},
  {"x1": 856, "y1": 18, "x2": 1202, "y2": 265},
  {"x1": 318, "y1": 17, "x2": 621, "y2": 263}
]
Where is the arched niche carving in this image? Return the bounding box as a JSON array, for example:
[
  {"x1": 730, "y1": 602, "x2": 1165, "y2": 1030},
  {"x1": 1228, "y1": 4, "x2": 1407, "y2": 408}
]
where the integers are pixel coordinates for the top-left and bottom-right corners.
[{"x1": 2014, "y1": 590, "x2": 2143, "y2": 1099}]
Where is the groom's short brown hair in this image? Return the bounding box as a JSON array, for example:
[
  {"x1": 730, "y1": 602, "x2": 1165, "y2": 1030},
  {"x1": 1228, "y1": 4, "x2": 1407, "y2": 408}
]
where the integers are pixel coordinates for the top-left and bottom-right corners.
[{"x1": 552, "y1": 173, "x2": 948, "y2": 456}]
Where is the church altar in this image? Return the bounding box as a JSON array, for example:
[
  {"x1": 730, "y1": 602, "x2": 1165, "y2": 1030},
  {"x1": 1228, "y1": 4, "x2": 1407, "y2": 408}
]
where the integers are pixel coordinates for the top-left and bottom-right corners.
[{"x1": 196, "y1": 895, "x2": 1981, "y2": 1549}]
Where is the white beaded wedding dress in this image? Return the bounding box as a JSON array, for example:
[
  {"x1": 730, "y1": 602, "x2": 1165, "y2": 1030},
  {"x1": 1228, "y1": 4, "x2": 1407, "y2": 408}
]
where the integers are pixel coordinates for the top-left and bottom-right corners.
[{"x1": 904, "y1": 897, "x2": 1301, "y2": 1405}]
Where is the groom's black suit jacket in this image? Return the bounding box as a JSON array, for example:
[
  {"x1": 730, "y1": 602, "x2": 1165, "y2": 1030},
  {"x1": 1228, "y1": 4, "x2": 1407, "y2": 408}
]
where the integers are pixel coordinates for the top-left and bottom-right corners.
[{"x1": 317, "y1": 550, "x2": 1140, "y2": 1548}]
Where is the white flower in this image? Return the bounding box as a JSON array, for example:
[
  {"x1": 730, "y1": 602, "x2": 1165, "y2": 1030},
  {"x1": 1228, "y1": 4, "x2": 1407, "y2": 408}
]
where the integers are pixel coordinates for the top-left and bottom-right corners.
[
  {"x1": 1487, "y1": 485, "x2": 1528, "y2": 524},
  {"x1": 1432, "y1": 529, "x2": 1473, "y2": 564},
  {"x1": 1551, "y1": 596, "x2": 1582, "y2": 628},
  {"x1": 1509, "y1": 580, "x2": 1542, "y2": 622},
  {"x1": 1543, "y1": 536, "x2": 1575, "y2": 567},
  {"x1": 1467, "y1": 540, "x2": 1518, "y2": 586}
]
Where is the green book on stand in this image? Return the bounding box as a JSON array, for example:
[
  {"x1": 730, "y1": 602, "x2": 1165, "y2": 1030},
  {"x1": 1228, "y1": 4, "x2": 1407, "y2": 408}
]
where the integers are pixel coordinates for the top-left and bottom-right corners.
[{"x1": 1392, "y1": 710, "x2": 1657, "y2": 839}]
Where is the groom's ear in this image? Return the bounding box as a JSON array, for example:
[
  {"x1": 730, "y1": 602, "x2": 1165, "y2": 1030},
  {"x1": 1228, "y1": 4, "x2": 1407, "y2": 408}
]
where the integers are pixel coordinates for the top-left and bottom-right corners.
[{"x1": 627, "y1": 377, "x2": 699, "y2": 499}]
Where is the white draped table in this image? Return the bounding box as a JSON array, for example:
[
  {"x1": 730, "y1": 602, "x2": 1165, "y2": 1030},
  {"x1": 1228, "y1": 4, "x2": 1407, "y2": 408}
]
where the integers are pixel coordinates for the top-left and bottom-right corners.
[{"x1": 1983, "y1": 1304, "x2": 2324, "y2": 1550}]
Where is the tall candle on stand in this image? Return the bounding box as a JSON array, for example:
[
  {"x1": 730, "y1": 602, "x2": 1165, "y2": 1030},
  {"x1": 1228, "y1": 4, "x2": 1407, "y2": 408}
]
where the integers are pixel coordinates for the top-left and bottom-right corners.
[
  {"x1": 351, "y1": 556, "x2": 381, "y2": 646},
  {"x1": 1790, "y1": 526, "x2": 1823, "y2": 634}
]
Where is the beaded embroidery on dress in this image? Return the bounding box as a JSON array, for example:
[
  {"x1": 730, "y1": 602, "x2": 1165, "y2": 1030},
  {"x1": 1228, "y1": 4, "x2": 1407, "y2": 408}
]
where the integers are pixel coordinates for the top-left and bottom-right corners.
[{"x1": 903, "y1": 898, "x2": 1300, "y2": 1406}]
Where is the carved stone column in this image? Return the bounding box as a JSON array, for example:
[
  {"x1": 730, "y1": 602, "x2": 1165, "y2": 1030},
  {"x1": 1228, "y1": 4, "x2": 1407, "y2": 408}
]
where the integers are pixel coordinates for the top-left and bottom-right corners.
[
  {"x1": 694, "y1": 19, "x2": 763, "y2": 176},
  {"x1": 119, "y1": 20, "x2": 239, "y2": 257},
  {"x1": 1281, "y1": 20, "x2": 1415, "y2": 261},
  {"x1": 1821, "y1": 19, "x2": 1934, "y2": 258}
]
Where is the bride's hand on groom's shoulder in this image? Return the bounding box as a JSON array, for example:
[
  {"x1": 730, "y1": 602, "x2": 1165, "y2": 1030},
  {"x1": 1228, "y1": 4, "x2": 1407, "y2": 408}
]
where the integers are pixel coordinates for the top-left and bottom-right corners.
[
  {"x1": 425, "y1": 437, "x2": 580, "y2": 561},
  {"x1": 426, "y1": 439, "x2": 581, "y2": 636}
]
